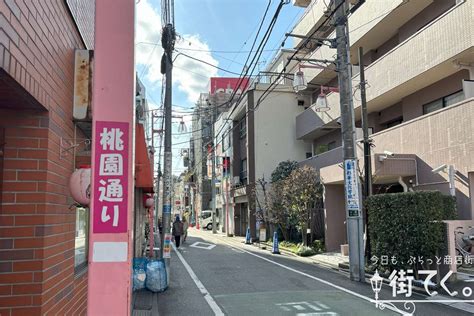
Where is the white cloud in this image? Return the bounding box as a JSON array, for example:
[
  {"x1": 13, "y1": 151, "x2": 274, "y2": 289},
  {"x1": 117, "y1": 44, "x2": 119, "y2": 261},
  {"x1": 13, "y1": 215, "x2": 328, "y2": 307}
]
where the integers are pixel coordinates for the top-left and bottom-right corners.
[{"x1": 136, "y1": 0, "x2": 219, "y2": 103}]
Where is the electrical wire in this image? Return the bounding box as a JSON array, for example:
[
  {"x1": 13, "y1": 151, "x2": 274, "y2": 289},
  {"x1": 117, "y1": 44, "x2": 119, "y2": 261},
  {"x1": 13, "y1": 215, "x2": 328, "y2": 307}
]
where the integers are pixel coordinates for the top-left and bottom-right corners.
[
  {"x1": 180, "y1": 1, "x2": 344, "y2": 178},
  {"x1": 253, "y1": 0, "x2": 344, "y2": 112},
  {"x1": 211, "y1": 0, "x2": 288, "y2": 145},
  {"x1": 136, "y1": 41, "x2": 281, "y2": 54},
  {"x1": 174, "y1": 51, "x2": 242, "y2": 76},
  {"x1": 169, "y1": 1, "x2": 404, "y2": 178}
]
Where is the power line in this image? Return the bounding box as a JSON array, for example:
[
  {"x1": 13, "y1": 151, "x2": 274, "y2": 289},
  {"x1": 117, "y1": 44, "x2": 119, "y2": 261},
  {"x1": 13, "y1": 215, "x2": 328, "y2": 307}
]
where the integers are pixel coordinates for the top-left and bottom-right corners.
[
  {"x1": 254, "y1": 0, "x2": 344, "y2": 112},
  {"x1": 184, "y1": 2, "x2": 343, "y2": 178},
  {"x1": 137, "y1": 41, "x2": 281, "y2": 54},
  {"x1": 174, "y1": 51, "x2": 242, "y2": 76},
  {"x1": 212, "y1": 0, "x2": 288, "y2": 144}
]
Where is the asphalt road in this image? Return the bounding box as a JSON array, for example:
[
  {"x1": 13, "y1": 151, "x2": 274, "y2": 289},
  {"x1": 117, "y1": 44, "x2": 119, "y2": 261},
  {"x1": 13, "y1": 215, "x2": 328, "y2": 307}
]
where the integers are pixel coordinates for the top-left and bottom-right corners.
[{"x1": 157, "y1": 229, "x2": 472, "y2": 316}]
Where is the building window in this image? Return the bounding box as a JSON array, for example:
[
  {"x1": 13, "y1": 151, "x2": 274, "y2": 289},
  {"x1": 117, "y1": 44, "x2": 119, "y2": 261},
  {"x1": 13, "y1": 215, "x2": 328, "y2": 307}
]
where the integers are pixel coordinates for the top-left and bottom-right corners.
[
  {"x1": 423, "y1": 90, "x2": 465, "y2": 115},
  {"x1": 75, "y1": 207, "x2": 89, "y2": 273},
  {"x1": 385, "y1": 117, "x2": 403, "y2": 129},
  {"x1": 327, "y1": 141, "x2": 337, "y2": 151},
  {"x1": 240, "y1": 158, "x2": 247, "y2": 183},
  {"x1": 203, "y1": 125, "x2": 211, "y2": 138},
  {"x1": 239, "y1": 118, "x2": 246, "y2": 138},
  {"x1": 423, "y1": 99, "x2": 443, "y2": 114},
  {"x1": 315, "y1": 144, "x2": 329, "y2": 155}
]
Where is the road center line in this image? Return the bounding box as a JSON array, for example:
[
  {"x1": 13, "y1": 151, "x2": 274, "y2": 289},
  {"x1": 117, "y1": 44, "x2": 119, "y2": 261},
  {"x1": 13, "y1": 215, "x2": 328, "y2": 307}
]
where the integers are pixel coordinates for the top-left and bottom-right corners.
[
  {"x1": 211, "y1": 236, "x2": 404, "y2": 316},
  {"x1": 172, "y1": 243, "x2": 224, "y2": 316}
]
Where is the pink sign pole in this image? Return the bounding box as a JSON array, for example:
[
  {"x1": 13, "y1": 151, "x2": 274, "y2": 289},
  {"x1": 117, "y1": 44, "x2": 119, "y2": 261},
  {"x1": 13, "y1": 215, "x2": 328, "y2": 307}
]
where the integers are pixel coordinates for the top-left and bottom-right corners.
[{"x1": 87, "y1": 1, "x2": 135, "y2": 315}]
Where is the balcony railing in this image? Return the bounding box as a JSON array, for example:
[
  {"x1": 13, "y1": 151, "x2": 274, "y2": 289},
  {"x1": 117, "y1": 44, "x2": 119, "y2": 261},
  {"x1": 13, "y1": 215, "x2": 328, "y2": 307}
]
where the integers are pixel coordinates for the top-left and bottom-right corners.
[
  {"x1": 299, "y1": 146, "x2": 343, "y2": 170},
  {"x1": 296, "y1": 1, "x2": 473, "y2": 140}
]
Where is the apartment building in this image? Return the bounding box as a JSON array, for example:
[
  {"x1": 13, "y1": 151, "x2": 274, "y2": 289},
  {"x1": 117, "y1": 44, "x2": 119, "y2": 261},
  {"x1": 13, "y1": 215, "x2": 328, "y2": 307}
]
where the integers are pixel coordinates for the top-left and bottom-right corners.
[
  {"x1": 213, "y1": 112, "x2": 233, "y2": 235},
  {"x1": 189, "y1": 78, "x2": 248, "y2": 232},
  {"x1": 228, "y1": 51, "x2": 312, "y2": 238},
  {"x1": 189, "y1": 93, "x2": 213, "y2": 229},
  {"x1": 293, "y1": 0, "x2": 474, "y2": 251}
]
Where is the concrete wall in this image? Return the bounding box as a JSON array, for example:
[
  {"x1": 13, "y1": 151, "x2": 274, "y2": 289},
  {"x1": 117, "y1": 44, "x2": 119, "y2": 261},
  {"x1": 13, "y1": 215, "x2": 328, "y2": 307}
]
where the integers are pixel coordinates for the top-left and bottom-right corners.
[
  {"x1": 364, "y1": 98, "x2": 474, "y2": 219},
  {"x1": 253, "y1": 88, "x2": 311, "y2": 181},
  {"x1": 402, "y1": 70, "x2": 468, "y2": 121},
  {"x1": 324, "y1": 185, "x2": 346, "y2": 252},
  {"x1": 312, "y1": 130, "x2": 341, "y2": 152}
]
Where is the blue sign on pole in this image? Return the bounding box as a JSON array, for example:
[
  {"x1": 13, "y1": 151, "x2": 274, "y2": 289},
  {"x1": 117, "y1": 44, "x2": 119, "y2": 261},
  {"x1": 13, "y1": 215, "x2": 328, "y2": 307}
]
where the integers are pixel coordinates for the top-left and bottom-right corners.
[
  {"x1": 163, "y1": 204, "x2": 171, "y2": 214},
  {"x1": 344, "y1": 159, "x2": 361, "y2": 217}
]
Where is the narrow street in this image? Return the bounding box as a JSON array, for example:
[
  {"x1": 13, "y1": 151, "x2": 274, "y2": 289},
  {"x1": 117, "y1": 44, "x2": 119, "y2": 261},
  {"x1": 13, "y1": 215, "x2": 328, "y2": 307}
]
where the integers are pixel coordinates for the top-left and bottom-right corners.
[{"x1": 156, "y1": 229, "x2": 469, "y2": 316}]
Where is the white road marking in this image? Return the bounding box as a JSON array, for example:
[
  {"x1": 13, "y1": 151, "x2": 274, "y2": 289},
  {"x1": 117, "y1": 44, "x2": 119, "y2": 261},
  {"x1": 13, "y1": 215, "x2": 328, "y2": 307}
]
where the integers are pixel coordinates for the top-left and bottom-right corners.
[
  {"x1": 213, "y1": 238, "x2": 404, "y2": 315},
  {"x1": 315, "y1": 301, "x2": 330, "y2": 310},
  {"x1": 296, "y1": 313, "x2": 338, "y2": 316},
  {"x1": 190, "y1": 241, "x2": 217, "y2": 250},
  {"x1": 277, "y1": 301, "x2": 326, "y2": 312},
  {"x1": 172, "y1": 243, "x2": 224, "y2": 316}
]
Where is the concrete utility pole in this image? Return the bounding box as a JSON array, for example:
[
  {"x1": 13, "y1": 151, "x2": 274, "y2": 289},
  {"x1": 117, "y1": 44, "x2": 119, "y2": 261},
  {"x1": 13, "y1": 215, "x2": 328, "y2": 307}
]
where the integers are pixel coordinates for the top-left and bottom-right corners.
[
  {"x1": 211, "y1": 103, "x2": 217, "y2": 234},
  {"x1": 160, "y1": 0, "x2": 175, "y2": 270},
  {"x1": 359, "y1": 46, "x2": 372, "y2": 260},
  {"x1": 358, "y1": 47, "x2": 372, "y2": 199},
  {"x1": 151, "y1": 111, "x2": 162, "y2": 235},
  {"x1": 334, "y1": 0, "x2": 365, "y2": 282}
]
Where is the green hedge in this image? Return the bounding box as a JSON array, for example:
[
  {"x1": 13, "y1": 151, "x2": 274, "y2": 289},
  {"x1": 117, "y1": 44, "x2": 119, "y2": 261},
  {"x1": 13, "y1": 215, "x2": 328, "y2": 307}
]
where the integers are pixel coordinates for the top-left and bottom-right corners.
[{"x1": 367, "y1": 191, "x2": 456, "y2": 271}]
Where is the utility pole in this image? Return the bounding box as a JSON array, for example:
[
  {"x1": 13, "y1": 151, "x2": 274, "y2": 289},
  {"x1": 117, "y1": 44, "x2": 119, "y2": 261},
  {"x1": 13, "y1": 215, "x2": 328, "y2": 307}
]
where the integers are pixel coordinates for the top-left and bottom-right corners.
[
  {"x1": 211, "y1": 102, "x2": 217, "y2": 234},
  {"x1": 358, "y1": 47, "x2": 372, "y2": 198},
  {"x1": 358, "y1": 46, "x2": 372, "y2": 260},
  {"x1": 160, "y1": 0, "x2": 175, "y2": 271},
  {"x1": 151, "y1": 111, "x2": 163, "y2": 236},
  {"x1": 155, "y1": 162, "x2": 161, "y2": 231},
  {"x1": 335, "y1": 0, "x2": 365, "y2": 282}
]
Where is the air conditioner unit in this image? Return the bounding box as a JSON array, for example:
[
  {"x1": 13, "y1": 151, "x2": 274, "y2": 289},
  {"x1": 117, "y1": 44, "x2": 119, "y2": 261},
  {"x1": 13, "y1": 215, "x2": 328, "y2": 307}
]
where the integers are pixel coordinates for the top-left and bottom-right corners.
[{"x1": 233, "y1": 176, "x2": 240, "y2": 186}]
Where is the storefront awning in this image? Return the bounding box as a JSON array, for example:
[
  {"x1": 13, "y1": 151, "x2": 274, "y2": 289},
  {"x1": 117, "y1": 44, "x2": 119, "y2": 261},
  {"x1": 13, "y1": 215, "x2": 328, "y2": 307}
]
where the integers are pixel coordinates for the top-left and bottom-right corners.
[{"x1": 135, "y1": 123, "x2": 154, "y2": 192}]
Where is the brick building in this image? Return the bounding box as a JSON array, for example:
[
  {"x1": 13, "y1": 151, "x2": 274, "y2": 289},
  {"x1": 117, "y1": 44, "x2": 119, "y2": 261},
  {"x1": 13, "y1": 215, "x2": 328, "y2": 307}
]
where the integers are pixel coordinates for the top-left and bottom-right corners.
[{"x1": 0, "y1": 1, "x2": 95, "y2": 314}]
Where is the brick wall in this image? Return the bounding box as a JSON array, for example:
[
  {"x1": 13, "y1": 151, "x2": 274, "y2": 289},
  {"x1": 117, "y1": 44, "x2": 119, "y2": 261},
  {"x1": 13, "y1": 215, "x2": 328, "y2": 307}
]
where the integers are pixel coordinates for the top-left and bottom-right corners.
[{"x1": 0, "y1": 0, "x2": 94, "y2": 315}]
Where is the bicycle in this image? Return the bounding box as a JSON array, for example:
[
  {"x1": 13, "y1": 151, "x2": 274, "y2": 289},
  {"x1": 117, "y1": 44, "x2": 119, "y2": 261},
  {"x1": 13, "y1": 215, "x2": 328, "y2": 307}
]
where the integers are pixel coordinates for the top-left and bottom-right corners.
[{"x1": 454, "y1": 226, "x2": 474, "y2": 268}]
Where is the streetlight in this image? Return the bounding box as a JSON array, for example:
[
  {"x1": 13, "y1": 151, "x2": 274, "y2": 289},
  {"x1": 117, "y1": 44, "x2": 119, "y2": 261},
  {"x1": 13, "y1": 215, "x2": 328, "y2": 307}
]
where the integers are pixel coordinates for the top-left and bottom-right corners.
[
  {"x1": 293, "y1": 70, "x2": 307, "y2": 92},
  {"x1": 178, "y1": 118, "x2": 187, "y2": 133},
  {"x1": 314, "y1": 87, "x2": 330, "y2": 112},
  {"x1": 370, "y1": 270, "x2": 383, "y2": 306}
]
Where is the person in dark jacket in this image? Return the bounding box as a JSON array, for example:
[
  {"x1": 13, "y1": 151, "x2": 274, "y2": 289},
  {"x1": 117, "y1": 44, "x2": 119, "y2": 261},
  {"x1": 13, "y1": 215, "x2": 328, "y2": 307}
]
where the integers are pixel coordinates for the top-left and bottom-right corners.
[{"x1": 172, "y1": 215, "x2": 184, "y2": 248}]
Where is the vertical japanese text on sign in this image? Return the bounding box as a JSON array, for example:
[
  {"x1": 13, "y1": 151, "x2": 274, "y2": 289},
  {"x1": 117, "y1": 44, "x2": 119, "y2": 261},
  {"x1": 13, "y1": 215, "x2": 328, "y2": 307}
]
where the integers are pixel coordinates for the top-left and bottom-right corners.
[{"x1": 93, "y1": 121, "x2": 130, "y2": 233}]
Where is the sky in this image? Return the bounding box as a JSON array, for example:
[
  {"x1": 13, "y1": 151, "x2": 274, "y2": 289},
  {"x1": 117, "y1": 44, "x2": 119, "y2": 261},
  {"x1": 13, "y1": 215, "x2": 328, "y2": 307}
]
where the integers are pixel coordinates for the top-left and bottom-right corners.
[{"x1": 135, "y1": 0, "x2": 305, "y2": 175}]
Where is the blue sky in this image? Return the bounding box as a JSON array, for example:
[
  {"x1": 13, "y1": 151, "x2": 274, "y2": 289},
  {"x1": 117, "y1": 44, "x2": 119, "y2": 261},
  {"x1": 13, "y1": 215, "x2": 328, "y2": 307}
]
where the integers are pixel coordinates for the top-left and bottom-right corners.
[{"x1": 135, "y1": 0, "x2": 305, "y2": 174}]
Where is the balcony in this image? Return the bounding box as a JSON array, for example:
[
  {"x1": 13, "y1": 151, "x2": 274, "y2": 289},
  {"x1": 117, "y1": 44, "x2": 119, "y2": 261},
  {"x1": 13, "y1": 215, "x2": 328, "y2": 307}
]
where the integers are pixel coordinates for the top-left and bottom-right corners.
[
  {"x1": 299, "y1": 146, "x2": 343, "y2": 171},
  {"x1": 301, "y1": 0, "x2": 433, "y2": 85},
  {"x1": 291, "y1": 0, "x2": 330, "y2": 48},
  {"x1": 320, "y1": 98, "x2": 474, "y2": 187},
  {"x1": 296, "y1": 1, "x2": 474, "y2": 140}
]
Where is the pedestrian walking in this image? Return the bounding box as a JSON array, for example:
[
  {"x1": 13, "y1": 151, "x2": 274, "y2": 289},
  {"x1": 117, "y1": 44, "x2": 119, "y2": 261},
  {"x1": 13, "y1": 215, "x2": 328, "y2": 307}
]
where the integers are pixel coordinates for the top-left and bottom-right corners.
[
  {"x1": 182, "y1": 217, "x2": 189, "y2": 242},
  {"x1": 172, "y1": 215, "x2": 184, "y2": 248}
]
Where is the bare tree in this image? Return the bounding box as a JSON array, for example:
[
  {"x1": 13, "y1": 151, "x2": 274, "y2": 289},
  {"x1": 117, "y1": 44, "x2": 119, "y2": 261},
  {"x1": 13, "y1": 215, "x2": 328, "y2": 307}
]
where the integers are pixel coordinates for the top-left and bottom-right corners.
[{"x1": 282, "y1": 166, "x2": 322, "y2": 246}]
